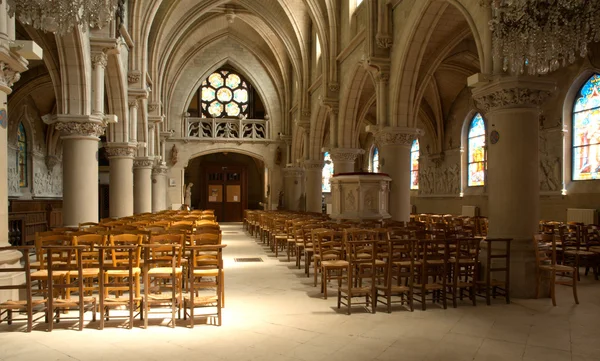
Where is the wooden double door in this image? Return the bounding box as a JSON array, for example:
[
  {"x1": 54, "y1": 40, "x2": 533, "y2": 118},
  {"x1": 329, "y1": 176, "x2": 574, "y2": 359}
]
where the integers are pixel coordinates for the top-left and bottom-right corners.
[{"x1": 203, "y1": 164, "x2": 247, "y2": 222}]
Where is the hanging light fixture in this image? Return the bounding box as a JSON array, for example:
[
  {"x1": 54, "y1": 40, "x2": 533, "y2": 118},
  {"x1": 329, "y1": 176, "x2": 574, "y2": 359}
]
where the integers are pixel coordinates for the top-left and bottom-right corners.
[
  {"x1": 2, "y1": 0, "x2": 119, "y2": 36},
  {"x1": 488, "y1": 0, "x2": 600, "y2": 75}
]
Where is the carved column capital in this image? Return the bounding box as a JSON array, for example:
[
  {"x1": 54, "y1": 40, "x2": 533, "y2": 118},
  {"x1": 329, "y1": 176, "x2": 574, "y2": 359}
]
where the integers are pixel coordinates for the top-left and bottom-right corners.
[
  {"x1": 91, "y1": 52, "x2": 108, "y2": 69},
  {"x1": 369, "y1": 126, "x2": 423, "y2": 147},
  {"x1": 472, "y1": 76, "x2": 556, "y2": 113},
  {"x1": 152, "y1": 165, "x2": 168, "y2": 176},
  {"x1": 55, "y1": 117, "x2": 106, "y2": 139},
  {"x1": 329, "y1": 148, "x2": 365, "y2": 163},
  {"x1": 128, "y1": 70, "x2": 141, "y2": 84},
  {"x1": 128, "y1": 99, "x2": 139, "y2": 108},
  {"x1": 133, "y1": 157, "x2": 154, "y2": 169},
  {"x1": 104, "y1": 143, "x2": 137, "y2": 159}
]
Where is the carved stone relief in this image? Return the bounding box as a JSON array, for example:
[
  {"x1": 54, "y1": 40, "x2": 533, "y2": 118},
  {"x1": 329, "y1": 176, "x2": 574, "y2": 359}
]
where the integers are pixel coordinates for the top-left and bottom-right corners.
[
  {"x1": 419, "y1": 163, "x2": 460, "y2": 195},
  {"x1": 539, "y1": 131, "x2": 562, "y2": 191}
]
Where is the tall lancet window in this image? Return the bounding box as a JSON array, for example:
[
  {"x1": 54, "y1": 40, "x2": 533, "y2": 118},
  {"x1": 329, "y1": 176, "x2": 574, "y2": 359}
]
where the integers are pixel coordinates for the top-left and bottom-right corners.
[
  {"x1": 371, "y1": 147, "x2": 379, "y2": 172},
  {"x1": 573, "y1": 73, "x2": 600, "y2": 180},
  {"x1": 468, "y1": 113, "x2": 486, "y2": 186},
  {"x1": 410, "y1": 139, "x2": 419, "y2": 190},
  {"x1": 17, "y1": 122, "x2": 27, "y2": 187},
  {"x1": 322, "y1": 151, "x2": 334, "y2": 193}
]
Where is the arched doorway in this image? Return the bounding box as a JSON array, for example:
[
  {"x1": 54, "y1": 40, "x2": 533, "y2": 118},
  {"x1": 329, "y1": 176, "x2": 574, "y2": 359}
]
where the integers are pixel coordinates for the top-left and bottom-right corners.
[{"x1": 184, "y1": 152, "x2": 265, "y2": 222}]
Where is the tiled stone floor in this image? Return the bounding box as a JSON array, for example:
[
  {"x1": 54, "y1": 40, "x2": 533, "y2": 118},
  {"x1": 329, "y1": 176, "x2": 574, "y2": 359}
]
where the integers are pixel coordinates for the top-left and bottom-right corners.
[{"x1": 1, "y1": 223, "x2": 600, "y2": 361}]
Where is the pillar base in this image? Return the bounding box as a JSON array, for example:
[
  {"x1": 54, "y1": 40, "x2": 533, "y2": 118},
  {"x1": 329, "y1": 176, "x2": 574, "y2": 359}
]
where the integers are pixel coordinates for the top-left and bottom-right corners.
[{"x1": 0, "y1": 250, "x2": 24, "y2": 302}]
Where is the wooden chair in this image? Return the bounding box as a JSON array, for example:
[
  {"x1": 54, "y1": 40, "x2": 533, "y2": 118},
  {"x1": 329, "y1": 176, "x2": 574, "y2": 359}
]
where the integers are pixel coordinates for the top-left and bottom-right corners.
[
  {"x1": 189, "y1": 233, "x2": 225, "y2": 307},
  {"x1": 413, "y1": 239, "x2": 450, "y2": 310},
  {"x1": 0, "y1": 246, "x2": 46, "y2": 332},
  {"x1": 375, "y1": 238, "x2": 416, "y2": 313},
  {"x1": 183, "y1": 245, "x2": 226, "y2": 327},
  {"x1": 98, "y1": 234, "x2": 143, "y2": 329},
  {"x1": 72, "y1": 234, "x2": 106, "y2": 295},
  {"x1": 142, "y1": 234, "x2": 184, "y2": 328},
  {"x1": 337, "y1": 237, "x2": 377, "y2": 314},
  {"x1": 533, "y1": 234, "x2": 578, "y2": 306},
  {"x1": 31, "y1": 235, "x2": 73, "y2": 299},
  {"x1": 447, "y1": 238, "x2": 480, "y2": 307},
  {"x1": 45, "y1": 245, "x2": 97, "y2": 331},
  {"x1": 476, "y1": 238, "x2": 512, "y2": 305}
]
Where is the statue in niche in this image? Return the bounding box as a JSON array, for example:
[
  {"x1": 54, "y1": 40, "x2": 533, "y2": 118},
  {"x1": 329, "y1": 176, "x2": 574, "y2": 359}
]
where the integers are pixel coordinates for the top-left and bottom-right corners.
[
  {"x1": 171, "y1": 144, "x2": 178, "y2": 165},
  {"x1": 184, "y1": 183, "x2": 193, "y2": 208}
]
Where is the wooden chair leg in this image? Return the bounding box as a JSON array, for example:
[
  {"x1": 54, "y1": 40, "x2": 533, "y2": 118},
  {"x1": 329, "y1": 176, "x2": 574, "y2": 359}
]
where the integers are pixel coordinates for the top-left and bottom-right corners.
[{"x1": 572, "y1": 270, "x2": 579, "y2": 304}]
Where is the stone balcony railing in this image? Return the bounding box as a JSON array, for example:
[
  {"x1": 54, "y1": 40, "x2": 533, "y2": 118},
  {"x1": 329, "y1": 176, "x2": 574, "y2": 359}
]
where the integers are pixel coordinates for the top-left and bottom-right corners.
[{"x1": 185, "y1": 117, "x2": 269, "y2": 140}]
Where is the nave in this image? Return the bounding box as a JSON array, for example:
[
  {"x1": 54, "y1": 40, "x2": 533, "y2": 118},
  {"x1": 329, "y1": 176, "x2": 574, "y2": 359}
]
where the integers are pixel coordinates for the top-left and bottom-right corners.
[{"x1": 2, "y1": 223, "x2": 600, "y2": 361}]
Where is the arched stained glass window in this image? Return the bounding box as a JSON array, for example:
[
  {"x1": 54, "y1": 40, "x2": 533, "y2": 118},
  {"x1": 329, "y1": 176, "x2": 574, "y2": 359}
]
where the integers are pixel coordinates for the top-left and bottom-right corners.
[
  {"x1": 573, "y1": 73, "x2": 600, "y2": 180},
  {"x1": 200, "y1": 69, "x2": 250, "y2": 118},
  {"x1": 322, "y1": 151, "x2": 334, "y2": 193},
  {"x1": 410, "y1": 139, "x2": 419, "y2": 190},
  {"x1": 371, "y1": 147, "x2": 379, "y2": 173},
  {"x1": 468, "y1": 113, "x2": 486, "y2": 186},
  {"x1": 17, "y1": 122, "x2": 27, "y2": 187}
]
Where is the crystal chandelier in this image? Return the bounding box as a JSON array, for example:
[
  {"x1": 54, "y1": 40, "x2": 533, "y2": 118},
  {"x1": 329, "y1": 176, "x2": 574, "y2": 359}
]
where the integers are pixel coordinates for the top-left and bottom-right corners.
[
  {"x1": 2, "y1": 0, "x2": 119, "y2": 36},
  {"x1": 488, "y1": 0, "x2": 600, "y2": 75}
]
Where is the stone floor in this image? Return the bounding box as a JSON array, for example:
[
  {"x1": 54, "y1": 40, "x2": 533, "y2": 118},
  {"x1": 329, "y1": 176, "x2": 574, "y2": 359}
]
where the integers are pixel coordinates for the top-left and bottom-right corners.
[{"x1": 1, "y1": 223, "x2": 600, "y2": 361}]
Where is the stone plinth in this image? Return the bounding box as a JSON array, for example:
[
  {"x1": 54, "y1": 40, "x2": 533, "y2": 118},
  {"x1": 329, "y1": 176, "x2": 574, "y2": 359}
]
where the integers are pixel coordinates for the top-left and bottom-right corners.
[{"x1": 330, "y1": 173, "x2": 391, "y2": 221}]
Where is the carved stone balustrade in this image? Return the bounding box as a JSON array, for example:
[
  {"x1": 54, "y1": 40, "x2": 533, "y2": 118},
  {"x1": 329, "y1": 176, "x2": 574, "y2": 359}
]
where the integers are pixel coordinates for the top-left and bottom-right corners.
[
  {"x1": 186, "y1": 117, "x2": 269, "y2": 140},
  {"x1": 330, "y1": 173, "x2": 392, "y2": 221}
]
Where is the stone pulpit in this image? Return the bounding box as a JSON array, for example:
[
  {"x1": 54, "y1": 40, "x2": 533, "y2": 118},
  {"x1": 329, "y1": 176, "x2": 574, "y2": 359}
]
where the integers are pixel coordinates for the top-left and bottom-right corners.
[{"x1": 330, "y1": 173, "x2": 392, "y2": 221}]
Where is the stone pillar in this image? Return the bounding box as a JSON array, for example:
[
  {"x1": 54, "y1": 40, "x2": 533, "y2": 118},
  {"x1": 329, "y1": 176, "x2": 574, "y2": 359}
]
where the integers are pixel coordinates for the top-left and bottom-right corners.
[
  {"x1": 128, "y1": 99, "x2": 138, "y2": 142},
  {"x1": 57, "y1": 118, "x2": 106, "y2": 226},
  {"x1": 304, "y1": 161, "x2": 324, "y2": 213},
  {"x1": 105, "y1": 143, "x2": 136, "y2": 218},
  {"x1": 91, "y1": 52, "x2": 107, "y2": 115},
  {"x1": 133, "y1": 157, "x2": 153, "y2": 214},
  {"x1": 329, "y1": 148, "x2": 364, "y2": 174},
  {"x1": 283, "y1": 167, "x2": 304, "y2": 211},
  {"x1": 472, "y1": 76, "x2": 554, "y2": 298},
  {"x1": 371, "y1": 127, "x2": 422, "y2": 222},
  {"x1": 152, "y1": 164, "x2": 168, "y2": 212}
]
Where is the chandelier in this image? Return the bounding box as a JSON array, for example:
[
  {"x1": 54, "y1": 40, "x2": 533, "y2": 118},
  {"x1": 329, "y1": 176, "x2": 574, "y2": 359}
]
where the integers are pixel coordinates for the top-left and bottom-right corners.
[
  {"x1": 2, "y1": 0, "x2": 119, "y2": 36},
  {"x1": 488, "y1": 0, "x2": 600, "y2": 75}
]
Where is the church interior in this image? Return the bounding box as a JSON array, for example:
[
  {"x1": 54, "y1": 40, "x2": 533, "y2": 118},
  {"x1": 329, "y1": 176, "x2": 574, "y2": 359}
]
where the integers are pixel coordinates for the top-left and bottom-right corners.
[{"x1": 0, "y1": 0, "x2": 599, "y2": 360}]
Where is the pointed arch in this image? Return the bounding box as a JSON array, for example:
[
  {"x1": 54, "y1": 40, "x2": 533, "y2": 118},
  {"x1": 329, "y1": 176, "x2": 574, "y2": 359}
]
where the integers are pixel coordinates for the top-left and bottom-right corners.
[{"x1": 466, "y1": 113, "x2": 486, "y2": 187}]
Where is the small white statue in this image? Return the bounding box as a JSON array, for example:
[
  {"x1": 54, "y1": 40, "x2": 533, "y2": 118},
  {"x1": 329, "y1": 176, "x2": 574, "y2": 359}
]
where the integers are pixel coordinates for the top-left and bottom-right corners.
[{"x1": 184, "y1": 183, "x2": 193, "y2": 207}]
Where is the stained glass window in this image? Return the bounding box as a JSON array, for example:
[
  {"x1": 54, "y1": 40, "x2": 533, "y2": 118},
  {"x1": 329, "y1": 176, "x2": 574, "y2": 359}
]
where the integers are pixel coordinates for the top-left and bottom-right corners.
[
  {"x1": 17, "y1": 122, "x2": 27, "y2": 187},
  {"x1": 410, "y1": 139, "x2": 419, "y2": 190},
  {"x1": 200, "y1": 69, "x2": 249, "y2": 118},
  {"x1": 371, "y1": 147, "x2": 379, "y2": 173},
  {"x1": 468, "y1": 113, "x2": 486, "y2": 186},
  {"x1": 573, "y1": 73, "x2": 600, "y2": 181},
  {"x1": 322, "y1": 152, "x2": 334, "y2": 193}
]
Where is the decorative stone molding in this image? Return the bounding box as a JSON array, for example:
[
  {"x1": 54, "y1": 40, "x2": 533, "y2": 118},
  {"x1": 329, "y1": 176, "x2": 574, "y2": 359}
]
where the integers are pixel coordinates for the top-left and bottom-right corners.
[
  {"x1": 128, "y1": 100, "x2": 139, "y2": 108},
  {"x1": 371, "y1": 126, "x2": 423, "y2": 147},
  {"x1": 133, "y1": 158, "x2": 154, "y2": 168},
  {"x1": 303, "y1": 160, "x2": 324, "y2": 170},
  {"x1": 148, "y1": 102, "x2": 159, "y2": 112},
  {"x1": 328, "y1": 82, "x2": 340, "y2": 92},
  {"x1": 376, "y1": 34, "x2": 393, "y2": 49},
  {"x1": 329, "y1": 148, "x2": 365, "y2": 163},
  {"x1": 472, "y1": 76, "x2": 556, "y2": 113},
  {"x1": 301, "y1": 109, "x2": 311, "y2": 118},
  {"x1": 128, "y1": 71, "x2": 141, "y2": 84},
  {"x1": 56, "y1": 121, "x2": 106, "y2": 138},
  {"x1": 45, "y1": 155, "x2": 60, "y2": 171},
  {"x1": 283, "y1": 167, "x2": 304, "y2": 178},
  {"x1": 152, "y1": 166, "x2": 168, "y2": 175},
  {"x1": 104, "y1": 144, "x2": 136, "y2": 158},
  {"x1": 91, "y1": 53, "x2": 108, "y2": 68},
  {"x1": 0, "y1": 61, "x2": 21, "y2": 89}
]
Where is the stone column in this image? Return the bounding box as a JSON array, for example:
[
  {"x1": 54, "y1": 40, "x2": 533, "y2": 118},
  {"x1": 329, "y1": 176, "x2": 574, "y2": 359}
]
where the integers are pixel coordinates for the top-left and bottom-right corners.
[
  {"x1": 304, "y1": 161, "x2": 324, "y2": 213},
  {"x1": 372, "y1": 127, "x2": 422, "y2": 222},
  {"x1": 128, "y1": 99, "x2": 138, "y2": 142},
  {"x1": 472, "y1": 76, "x2": 555, "y2": 298},
  {"x1": 329, "y1": 148, "x2": 364, "y2": 174},
  {"x1": 133, "y1": 157, "x2": 154, "y2": 214},
  {"x1": 56, "y1": 118, "x2": 106, "y2": 226},
  {"x1": 283, "y1": 167, "x2": 304, "y2": 211},
  {"x1": 105, "y1": 143, "x2": 136, "y2": 218},
  {"x1": 91, "y1": 52, "x2": 107, "y2": 115},
  {"x1": 152, "y1": 164, "x2": 168, "y2": 212}
]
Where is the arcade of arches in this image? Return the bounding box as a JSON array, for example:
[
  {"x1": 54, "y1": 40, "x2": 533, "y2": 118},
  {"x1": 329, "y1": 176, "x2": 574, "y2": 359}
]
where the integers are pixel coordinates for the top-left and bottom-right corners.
[{"x1": 0, "y1": 0, "x2": 599, "y2": 348}]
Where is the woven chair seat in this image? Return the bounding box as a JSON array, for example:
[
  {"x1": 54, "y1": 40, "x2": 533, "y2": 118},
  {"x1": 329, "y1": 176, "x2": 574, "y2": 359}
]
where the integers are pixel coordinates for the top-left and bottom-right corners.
[{"x1": 148, "y1": 266, "x2": 183, "y2": 275}]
